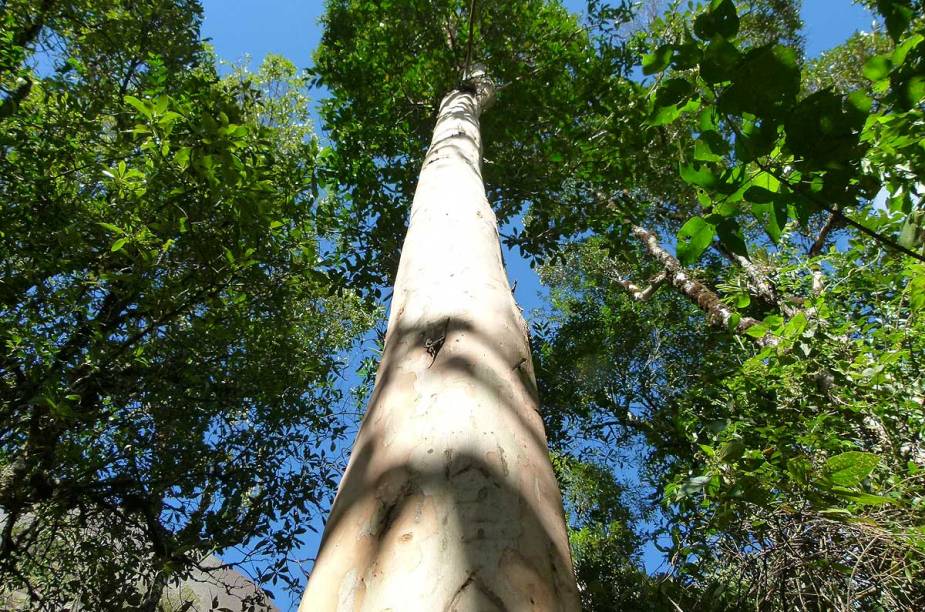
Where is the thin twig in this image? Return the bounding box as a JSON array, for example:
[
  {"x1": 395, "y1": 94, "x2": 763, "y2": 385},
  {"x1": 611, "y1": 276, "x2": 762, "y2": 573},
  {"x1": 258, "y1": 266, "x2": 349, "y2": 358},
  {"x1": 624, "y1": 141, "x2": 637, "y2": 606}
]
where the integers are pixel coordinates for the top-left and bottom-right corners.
[{"x1": 462, "y1": 0, "x2": 477, "y2": 79}]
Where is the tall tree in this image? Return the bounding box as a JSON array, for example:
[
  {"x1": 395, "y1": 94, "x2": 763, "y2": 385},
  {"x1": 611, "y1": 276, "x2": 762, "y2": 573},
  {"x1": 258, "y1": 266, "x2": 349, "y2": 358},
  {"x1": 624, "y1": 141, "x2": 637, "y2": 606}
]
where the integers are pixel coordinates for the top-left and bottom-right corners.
[
  {"x1": 303, "y1": 67, "x2": 578, "y2": 610},
  {"x1": 298, "y1": 0, "x2": 643, "y2": 607}
]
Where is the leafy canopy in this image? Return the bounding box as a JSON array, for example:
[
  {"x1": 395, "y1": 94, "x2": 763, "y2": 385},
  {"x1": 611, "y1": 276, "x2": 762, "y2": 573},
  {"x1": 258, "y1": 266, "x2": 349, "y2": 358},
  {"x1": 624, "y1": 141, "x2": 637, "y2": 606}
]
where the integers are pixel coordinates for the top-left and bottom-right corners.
[{"x1": 0, "y1": 1, "x2": 373, "y2": 607}]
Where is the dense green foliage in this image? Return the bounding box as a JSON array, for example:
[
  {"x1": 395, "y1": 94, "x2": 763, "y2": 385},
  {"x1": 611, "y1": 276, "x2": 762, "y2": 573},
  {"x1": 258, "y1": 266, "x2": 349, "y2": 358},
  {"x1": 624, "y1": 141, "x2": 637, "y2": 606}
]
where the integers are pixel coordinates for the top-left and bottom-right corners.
[
  {"x1": 643, "y1": 0, "x2": 925, "y2": 265},
  {"x1": 311, "y1": 0, "x2": 656, "y2": 288},
  {"x1": 539, "y1": 233, "x2": 925, "y2": 609},
  {"x1": 0, "y1": 1, "x2": 372, "y2": 608},
  {"x1": 3, "y1": 0, "x2": 925, "y2": 609},
  {"x1": 532, "y1": 1, "x2": 925, "y2": 609}
]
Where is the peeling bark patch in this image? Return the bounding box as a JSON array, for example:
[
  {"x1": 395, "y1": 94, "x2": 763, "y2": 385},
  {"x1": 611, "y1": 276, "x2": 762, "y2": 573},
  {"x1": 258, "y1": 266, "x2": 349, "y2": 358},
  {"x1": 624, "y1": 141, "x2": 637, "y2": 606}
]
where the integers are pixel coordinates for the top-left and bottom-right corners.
[
  {"x1": 336, "y1": 568, "x2": 362, "y2": 612},
  {"x1": 501, "y1": 548, "x2": 556, "y2": 610},
  {"x1": 485, "y1": 446, "x2": 510, "y2": 477},
  {"x1": 371, "y1": 479, "x2": 417, "y2": 541},
  {"x1": 445, "y1": 456, "x2": 493, "y2": 482},
  {"x1": 444, "y1": 571, "x2": 505, "y2": 612},
  {"x1": 425, "y1": 153, "x2": 451, "y2": 167},
  {"x1": 443, "y1": 449, "x2": 454, "y2": 480}
]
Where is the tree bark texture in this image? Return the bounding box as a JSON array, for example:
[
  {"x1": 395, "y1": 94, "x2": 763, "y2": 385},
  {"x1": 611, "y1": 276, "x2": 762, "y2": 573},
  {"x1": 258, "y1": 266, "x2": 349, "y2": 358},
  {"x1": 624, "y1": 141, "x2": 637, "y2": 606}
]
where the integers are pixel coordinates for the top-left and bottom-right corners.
[
  {"x1": 300, "y1": 77, "x2": 579, "y2": 611},
  {"x1": 630, "y1": 225, "x2": 778, "y2": 347}
]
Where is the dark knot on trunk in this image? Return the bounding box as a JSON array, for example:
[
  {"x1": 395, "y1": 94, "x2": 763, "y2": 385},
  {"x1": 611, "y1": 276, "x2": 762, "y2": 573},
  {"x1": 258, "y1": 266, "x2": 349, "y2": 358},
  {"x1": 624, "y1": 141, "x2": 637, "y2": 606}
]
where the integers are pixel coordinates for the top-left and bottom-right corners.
[{"x1": 461, "y1": 64, "x2": 495, "y2": 110}]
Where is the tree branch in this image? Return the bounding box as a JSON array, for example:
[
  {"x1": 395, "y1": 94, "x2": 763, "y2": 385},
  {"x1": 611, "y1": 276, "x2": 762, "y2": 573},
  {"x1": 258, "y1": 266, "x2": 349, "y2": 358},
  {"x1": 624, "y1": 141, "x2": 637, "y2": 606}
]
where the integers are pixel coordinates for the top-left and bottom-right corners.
[
  {"x1": 808, "y1": 210, "x2": 842, "y2": 257},
  {"x1": 615, "y1": 271, "x2": 666, "y2": 301},
  {"x1": 630, "y1": 225, "x2": 778, "y2": 347},
  {"x1": 714, "y1": 242, "x2": 800, "y2": 317}
]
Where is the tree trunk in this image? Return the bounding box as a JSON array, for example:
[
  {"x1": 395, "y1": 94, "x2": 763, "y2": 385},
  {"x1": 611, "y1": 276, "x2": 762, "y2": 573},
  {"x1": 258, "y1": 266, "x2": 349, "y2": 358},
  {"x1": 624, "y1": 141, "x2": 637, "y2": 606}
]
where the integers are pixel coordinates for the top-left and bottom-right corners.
[{"x1": 300, "y1": 73, "x2": 579, "y2": 611}]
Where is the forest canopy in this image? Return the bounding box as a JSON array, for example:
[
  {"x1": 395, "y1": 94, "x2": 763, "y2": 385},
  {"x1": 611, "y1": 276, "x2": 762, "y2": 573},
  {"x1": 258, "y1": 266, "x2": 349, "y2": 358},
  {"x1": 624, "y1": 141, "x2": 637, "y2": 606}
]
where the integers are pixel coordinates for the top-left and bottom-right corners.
[{"x1": 1, "y1": 0, "x2": 924, "y2": 610}]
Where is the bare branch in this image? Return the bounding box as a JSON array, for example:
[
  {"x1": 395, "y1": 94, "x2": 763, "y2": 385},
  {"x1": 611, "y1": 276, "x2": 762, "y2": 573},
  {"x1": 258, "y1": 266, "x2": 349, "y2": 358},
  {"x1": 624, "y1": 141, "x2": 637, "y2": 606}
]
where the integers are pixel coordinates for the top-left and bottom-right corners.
[{"x1": 630, "y1": 225, "x2": 778, "y2": 347}]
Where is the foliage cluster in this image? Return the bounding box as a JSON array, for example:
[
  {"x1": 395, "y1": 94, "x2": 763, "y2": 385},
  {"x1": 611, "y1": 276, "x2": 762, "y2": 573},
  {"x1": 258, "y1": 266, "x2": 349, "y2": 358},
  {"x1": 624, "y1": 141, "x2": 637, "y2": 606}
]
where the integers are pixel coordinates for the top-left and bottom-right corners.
[
  {"x1": 532, "y1": 1, "x2": 925, "y2": 609},
  {"x1": 1, "y1": 1, "x2": 373, "y2": 608}
]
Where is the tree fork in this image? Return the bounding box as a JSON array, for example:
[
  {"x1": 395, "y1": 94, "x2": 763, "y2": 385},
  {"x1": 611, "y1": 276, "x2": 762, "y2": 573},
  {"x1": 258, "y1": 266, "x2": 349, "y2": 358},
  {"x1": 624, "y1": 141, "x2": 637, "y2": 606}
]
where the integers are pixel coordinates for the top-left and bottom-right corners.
[
  {"x1": 300, "y1": 71, "x2": 579, "y2": 610},
  {"x1": 629, "y1": 225, "x2": 779, "y2": 347}
]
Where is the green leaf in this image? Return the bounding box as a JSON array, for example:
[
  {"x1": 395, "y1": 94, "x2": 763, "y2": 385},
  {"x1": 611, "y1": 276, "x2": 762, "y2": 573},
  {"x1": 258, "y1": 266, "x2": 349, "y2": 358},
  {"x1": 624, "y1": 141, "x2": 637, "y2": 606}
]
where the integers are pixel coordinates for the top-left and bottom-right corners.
[
  {"x1": 153, "y1": 95, "x2": 169, "y2": 116},
  {"x1": 650, "y1": 104, "x2": 682, "y2": 126},
  {"x1": 840, "y1": 492, "x2": 895, "y2": 506},
  {"x1": 693, "y1": 0, "x2": 739, "y2": 40},
  {"x1": 716, "y1": 219, "x2": 748, "y2": 257},
  {"x1": 650, "y1": 78, "x2": 696, "y2": 126},
  {"x1": 781, "y1": 311, "x2": 808, "y2": 338},
  {"x1": 679, "y1": 474, "x2": 712, "y2": 497},
  {"x1": 891, "y1": 32, "x2": 923, "y2": 66},
  {"x1": 862, "y1": 54, "x2": 893, "y2": 81},
  {"x1": 743, "y1": 185, "x2": 775, "y2": 203},
  {"x1": 44, "y1": 397, "x2": 74, "y2": 419},
  {"x1": 787, "y1": 457, "x2": 812, "y2": 485},
  {"x1": 734, "y1": 116, "x2": 778, "y2": 161},
  {"x1": 719, "y1": 45, "x2": 800, "y2": 118},
  {"x1": 679, "y1": 163, "x2": 720, "y2": 189},
  {"x1": 642, "y1": 44, "x2": 674, "y2": 75},
  {"x1": 110, "y1": 238, "x2": 129, "y2": 252},
  {"x1": 786, "y1": 90, "x2": 866, "y2": 166},
  {"x1": 158, "y1": 111, "x2": 183, "y2": 127},
  {"x1": 655, "y1": 78, "x2": 694, "y2": 105},
  {"x1": 749, "y1": 193, "x2": 787, "y2": 243},
  {"x1": 650, "y1": 97, "x2": 700, "y2": 126},
  {"x1": 124, "y1": 95, "x2": 152, "y2": 119},
  {"x1": 846, "y1": 90, "x2": 873, "y2": 121},
  {"x1": 699, "y1": 38, "x2": 741, "y2": 84},
  {"x1": 174, "y1": 147, "x2": 191, "y2": 170},
  {"x1": 898, "y1": 211, "x2": 925, "y2": 250},
  {"x1": 818, "y1": 507, "x2": 853, "y2": 518},
  {"x1": 694, "y1": 137, "x2": 723, "y2": 162},
  {"x1": 726, "y1": 312, "x2": 741, "y2": 330},
  {"x1": 671, "y1": 43, "x2": 702, "y2": 70},
  {"x1": 902, "y1": 74, "x2": 925, "y2": 107},
  {"x1": 676, "y1": 216, "x2": 715, "y2": 265},
  {"x1": 718, "y1": 440, "x2": 746, "y2": 463},
  {"x1": 97, "y1": 222, "x2": 126, "y2": 235},
  {"x1": 876, "y1": 0, "x2": 914, "y2": 41},
  {"x1": 824, "y1": 451, "x2": 880, "y2": 487}
]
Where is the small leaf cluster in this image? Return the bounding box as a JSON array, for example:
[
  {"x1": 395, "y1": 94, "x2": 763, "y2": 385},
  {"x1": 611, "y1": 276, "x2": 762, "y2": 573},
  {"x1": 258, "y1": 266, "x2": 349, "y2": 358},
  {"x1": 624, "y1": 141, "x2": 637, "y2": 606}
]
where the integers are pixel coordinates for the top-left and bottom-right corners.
[{"x1": 645, "y1": 0, "x2": 925, "y2": 265}]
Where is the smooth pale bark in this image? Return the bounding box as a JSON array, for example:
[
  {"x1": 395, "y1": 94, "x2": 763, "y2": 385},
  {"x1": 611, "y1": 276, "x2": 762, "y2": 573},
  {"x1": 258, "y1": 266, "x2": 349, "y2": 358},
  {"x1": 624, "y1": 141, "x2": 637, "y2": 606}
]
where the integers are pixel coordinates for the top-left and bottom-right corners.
[{"x1": 300, "y1": 76, "x2": 579, "y2": 611}]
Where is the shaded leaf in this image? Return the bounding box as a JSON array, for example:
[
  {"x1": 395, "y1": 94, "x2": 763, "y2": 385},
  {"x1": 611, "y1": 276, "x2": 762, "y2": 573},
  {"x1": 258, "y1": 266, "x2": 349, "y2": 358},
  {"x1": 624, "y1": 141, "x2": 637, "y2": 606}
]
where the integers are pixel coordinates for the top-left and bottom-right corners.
[
  {"x1": 676, "y1": 216, "x2": 715, "y2": 265},
  {"x1": 825, "y1": 451, "x2": 880, "y2": 487}
]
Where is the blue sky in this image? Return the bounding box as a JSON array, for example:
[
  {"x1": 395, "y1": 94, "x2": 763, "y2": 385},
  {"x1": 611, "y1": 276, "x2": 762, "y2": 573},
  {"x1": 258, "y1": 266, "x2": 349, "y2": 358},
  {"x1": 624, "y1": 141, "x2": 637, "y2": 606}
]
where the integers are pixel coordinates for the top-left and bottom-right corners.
[{"x1": 199, "y1": 1, "x2": 878, "y2": 608}]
